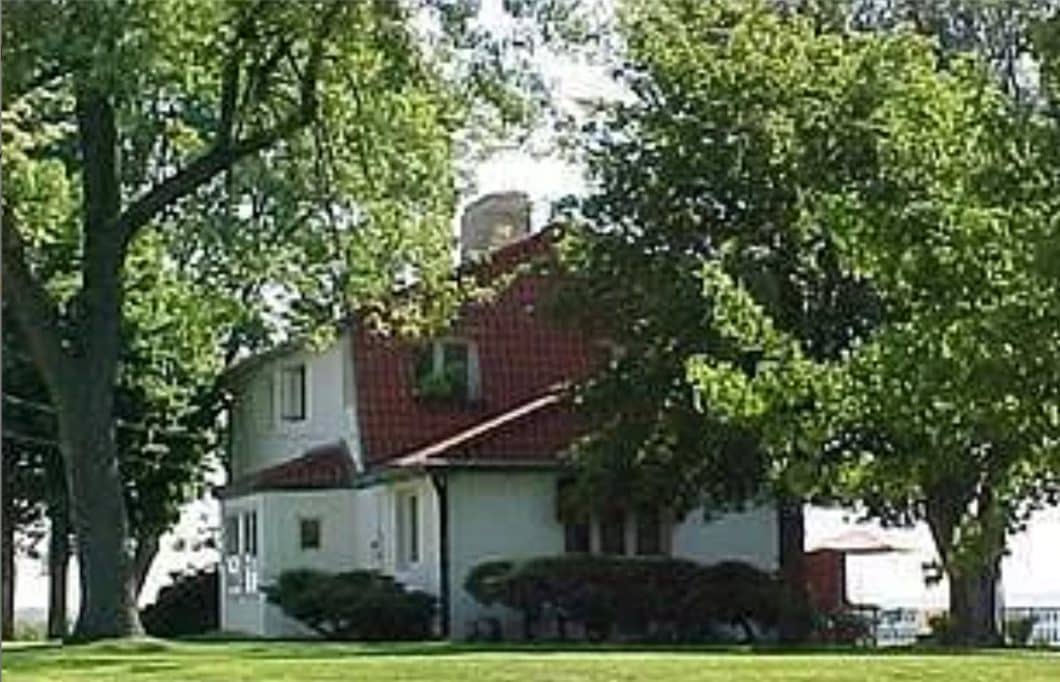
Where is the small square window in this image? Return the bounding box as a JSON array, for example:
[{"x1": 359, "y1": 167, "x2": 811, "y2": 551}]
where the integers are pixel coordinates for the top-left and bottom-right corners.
[
  {"x1": 300, "y1": 518, "x2": 321, "y2": 550},
  {"x1": 280, "y1": 365, "x2": 307, "y2": 421}
]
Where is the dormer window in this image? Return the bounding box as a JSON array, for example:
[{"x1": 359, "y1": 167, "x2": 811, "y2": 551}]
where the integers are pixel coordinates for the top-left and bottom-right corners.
[
  {"x1": 280, "y1": 364, "x2": 307, "y2": 421},
  {"x1": 414, "y1": 339, "x2": 480, "y2": 405}
]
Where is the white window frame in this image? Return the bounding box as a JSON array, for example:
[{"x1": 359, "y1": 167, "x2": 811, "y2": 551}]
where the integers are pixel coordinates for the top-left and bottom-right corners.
[
  {"x1": 419, "y1": 338, "x2": 481, "y2": 403},
  {"x1": 278, "y1": 363, "x2": 308, "y2": 422},
  {"x1": 224, "y1": 509, "x2": 259, "y2": 595},
  {"x1": 242, "y1": 511, "x2": 259, "y2": 593},
  {"x1": 564, "y1": 510, "x2": 670, "y2": 558}
]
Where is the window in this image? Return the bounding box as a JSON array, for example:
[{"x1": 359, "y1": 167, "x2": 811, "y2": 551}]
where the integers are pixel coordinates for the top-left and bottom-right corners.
[
  {"x1": 635, "y1": 509, "x2": 663, "y2": 556},
  {"x1": 300, "y1": 517, "x2": 321, "y2": 550},
  {"x1": 224, "y1": 515, "x2": 242, "y2": 594},
  {"x1": 280, "y1": 364, "x2": 307, "y2": 421},
  {"x1": 564, "y1": 519, "x2": 591, "y2": 553},
  {"x1": 413, "y1": 339, "x2": 479, "y2": 404},
  {"x1": 243, "y1": 511, "x2": 259, "y2": 592},
  {"x1": 599, "y1": 509, "x2": 626, "y2": 555},
  {"x1": 396, "y1": 491, "x2": 420, "y2": 568},
  {"x1": 225, "y1": 511, "x2": 259, "y2": 594}
]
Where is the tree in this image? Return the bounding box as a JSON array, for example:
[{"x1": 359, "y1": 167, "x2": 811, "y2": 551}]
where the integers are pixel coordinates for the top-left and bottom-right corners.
[
  {"x1": 638, "y1": 2, "x2": 1060, "y2": 644},
  {"x1": 1, "y1": 0, "x2": 584, "y2": 639},
  {"x1": 551, "y1": 0, "x2": 879, "y2": 642}
]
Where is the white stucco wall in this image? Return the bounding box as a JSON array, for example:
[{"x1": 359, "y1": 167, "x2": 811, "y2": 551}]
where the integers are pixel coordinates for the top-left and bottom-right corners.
[
  {"x1": 443, "y1": 470, "x2": 778, "y2": 640},
  {"x1": 671, "y1": 505, "x2": 779, "y2": 570},
  {"x1": 220, "y1": 489, "x2": 362, "y2": 637},
  {"x1": 229, "y1": 334, "x2": 361, "y2": 477},
  {"x1": 446, "y1": 470, "x2": 566, "y2": 639}
]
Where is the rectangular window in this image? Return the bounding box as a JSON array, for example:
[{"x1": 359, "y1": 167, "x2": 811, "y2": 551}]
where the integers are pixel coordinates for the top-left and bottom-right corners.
[
  {"x1": 599, "y1": 509, "x2": 626, "y2": 555},
  {"x1": 397, "y1": 492, "x2": 420, "y2": 568},
  {"x1": 635, "y1": 509, "x2": 663, "y2": 556},
  {"x1": 564, "y1": 520, "x2": 591, "y2": 553},
  {"x1": 243, "y1": 511, "x2": 259, "y2": 592},
  {"x1": 413, "y1": 339, "x2": 478, "y2": 404},
  {"x1": 442, "y1": 341, "x2": 470, "y2": 401},
  {"x1": 300, "y1": 517, "x2": 321, "y2": 550},
  {"x1": 280, "y1": 364, "x2": 307, "y2": 421},
  {"x1": 224, "y1": 515, "x2": 243, "y2": 594}
]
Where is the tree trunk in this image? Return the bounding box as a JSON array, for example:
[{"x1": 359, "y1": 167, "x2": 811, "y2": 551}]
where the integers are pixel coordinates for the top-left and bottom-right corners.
[
  {"x1": 133, "y1": 534, "x2": 160, "y2": 600},
  {"x1": 47, "y1": 500, "x2": 71, "y2": 640},
  {"x1": 2, "y1": 509, "x2": 15, "y2": 640},
  {"x1": 57, "y1": 380, "x2": 142, "y2": 640},
  {"x1": 925, "y1": 492, "x2": 1003, "y2": 646},
  {"x1": 777, "y1": 496, "x2": 809, "y2": 643},
  {"x1": 947, "y1": 561, "x2": 1001, "y2": 646}
]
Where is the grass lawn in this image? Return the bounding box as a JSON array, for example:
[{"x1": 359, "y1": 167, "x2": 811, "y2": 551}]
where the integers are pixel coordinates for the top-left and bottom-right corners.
[{"x1": 2, "y1": 640, "x2": 1058, "y2": 682}]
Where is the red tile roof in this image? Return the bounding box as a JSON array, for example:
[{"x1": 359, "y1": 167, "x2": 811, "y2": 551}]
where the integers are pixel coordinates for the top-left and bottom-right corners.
[
  {"x1": 387, "y1": 390, "x2": 574, "y2": 468},
  {"x1": 354, "y1": 229, "x2": 604, "y2": 465},
  {"x1": 218, "y1": 440, "x2": 355, "y2": 498}
]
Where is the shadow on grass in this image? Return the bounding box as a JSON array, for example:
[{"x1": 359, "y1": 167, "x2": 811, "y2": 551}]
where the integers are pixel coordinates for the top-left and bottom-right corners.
[
  {"x1": 158, "y1": 639, "x2": 1051, "y2": 661},
  {"x1": 5, "y1": 637, "x2": 1054, "y2": 665}
]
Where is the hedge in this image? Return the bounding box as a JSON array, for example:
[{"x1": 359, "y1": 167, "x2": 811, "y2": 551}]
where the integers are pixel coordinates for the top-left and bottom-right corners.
[
  {"x1": 465, "y1": 555, "x2": 792, "y2": 641},
  {"x1": 265, "y1": 569, "x2": 436, "y2": 640}
]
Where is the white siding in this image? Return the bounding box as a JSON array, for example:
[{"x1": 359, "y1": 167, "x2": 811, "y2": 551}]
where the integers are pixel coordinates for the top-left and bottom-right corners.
[{"x1": 229, "y1": 335, "x2": 361, "y2": 477}]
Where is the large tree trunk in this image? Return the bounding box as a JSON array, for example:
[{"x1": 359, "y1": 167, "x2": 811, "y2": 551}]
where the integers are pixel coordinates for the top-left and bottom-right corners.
[
  {"x1": 777, "y1": 496, "x2": 809, "y2": 643},
  {"x1": 925, "y1": 492, "x2": 1003, "y2": 646},
  {"x1": 57, "y1": 381, "x2": 143, "y2": 641},
  {"x1": 47, "y1": 500, "x2": 71, "y2": 640},
  {"x1": 59, "y1": 92, "x2": 142, "y2": 641},
  {"x1": 947, "y1": 561, "x2": 1001, "y2": 646},
  {"x1": 2, "y1": 507, "x2": 15, "y2": 640}
]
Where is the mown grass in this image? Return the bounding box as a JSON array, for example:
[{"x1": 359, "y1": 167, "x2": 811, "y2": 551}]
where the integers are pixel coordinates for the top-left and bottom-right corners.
[{"x1": 2, "y1": 640, "x2": 1058, "y2": 682}]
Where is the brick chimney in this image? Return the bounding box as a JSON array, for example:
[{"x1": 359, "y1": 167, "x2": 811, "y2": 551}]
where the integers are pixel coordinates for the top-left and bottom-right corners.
[{"x1": 459, "y1": 191, "x2": 531, "y2": 262}]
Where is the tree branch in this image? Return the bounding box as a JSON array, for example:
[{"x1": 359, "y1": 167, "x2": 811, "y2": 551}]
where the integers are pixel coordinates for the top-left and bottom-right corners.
[
  {"x1": 1, "y1": 207, "x2": 71, "y2": 392},
  {"x1": 113, "y1": 6, "x2": 339, "y2": 248}
]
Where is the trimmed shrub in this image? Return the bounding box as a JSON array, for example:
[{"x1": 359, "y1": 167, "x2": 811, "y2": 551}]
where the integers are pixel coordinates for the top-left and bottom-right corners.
[
  {"x1": 141, "y1": 567, "x2": 219, "y2": 638},
  {"x1": 464, "y1": 555, "x2": 787, "y2": 641},
  {"x1": 1005, "y1": 616, "x2": 1036, "y2": 646},
  {"x1": 264, "y1": 569, "x2": 436, "y2": 640}
]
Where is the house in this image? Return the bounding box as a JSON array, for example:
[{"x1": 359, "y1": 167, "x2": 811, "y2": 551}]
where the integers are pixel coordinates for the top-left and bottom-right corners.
[{"x1": 217, "y1": 192, "x2": 781, "y2": 639}]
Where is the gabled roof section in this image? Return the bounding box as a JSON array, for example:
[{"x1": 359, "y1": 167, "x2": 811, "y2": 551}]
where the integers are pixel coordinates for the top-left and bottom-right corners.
[
  {"x1": 353, "y1": 226, "x2": 603, "y2": 466},
  {"x1": 217, "y1": 440, "x2": 355, "y2": 499}
]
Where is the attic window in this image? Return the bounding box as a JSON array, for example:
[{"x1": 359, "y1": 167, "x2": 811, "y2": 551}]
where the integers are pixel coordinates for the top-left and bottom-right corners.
[
  {"x1": 413, "y1": 339, "x2": 479, "y2": 405},
  {"x1": 280, "y1": 364, "x2": 307, "y2": 421}
]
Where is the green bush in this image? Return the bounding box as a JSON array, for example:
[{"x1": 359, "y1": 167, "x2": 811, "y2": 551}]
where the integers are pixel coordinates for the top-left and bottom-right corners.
[
  {"x1": 265, "y1": 569, "x2": 436, "y2": 640},
  {"x1": 928, "y1": 613, "x2": 959, "y2": 645},
  {"x1": 1005, "y1": 616, "x2": 1036, "y2": 646},
  {"x1": 141, "y1": 567, "x2": 219, "y2": 638},
  {"x1": 464, "y1": 555, "x2": 787, "y2": 641}
]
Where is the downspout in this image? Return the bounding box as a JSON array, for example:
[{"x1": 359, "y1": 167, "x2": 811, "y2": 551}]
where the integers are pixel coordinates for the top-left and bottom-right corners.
[{"x1": 430, "y1": 472, "x2": 450, "y2": 638}]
